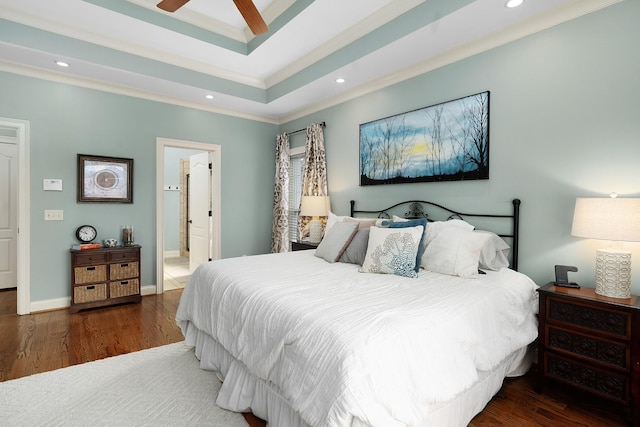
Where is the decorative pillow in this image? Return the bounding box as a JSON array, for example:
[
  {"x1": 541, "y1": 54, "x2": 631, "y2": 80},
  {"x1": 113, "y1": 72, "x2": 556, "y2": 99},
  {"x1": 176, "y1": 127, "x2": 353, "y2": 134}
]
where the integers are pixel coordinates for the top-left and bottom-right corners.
[
  {"x1": 359, "y1": 225, "x2": 424, "y2": 278},
  {"x1": 475, "y1": 230, "x2": 510, "y2": 270},
  {"x1": 314, "y1": 221, "x2": 359, "y2": 263},
  {"x1": 380, "y1": 218, "x2": 428, "y2": 273},
  {"x1": 420, "y1": 219, "x2": 475, "y2": 269},
  {"x1": 423, "y1": 227, "x2": 491, "y2": 278},
  {"x1": 338, "y1": 228, "x2": 370, "y2": 265},
  {"x1": 325, "y1": 211, "x2": 347, "y2": 234}
]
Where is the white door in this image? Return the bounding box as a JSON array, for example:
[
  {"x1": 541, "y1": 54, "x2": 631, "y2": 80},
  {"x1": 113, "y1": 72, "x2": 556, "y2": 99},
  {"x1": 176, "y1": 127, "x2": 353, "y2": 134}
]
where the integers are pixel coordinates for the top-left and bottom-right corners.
[
  {"x1": 0, "y1": 141, "x2": 18, "y2": 289},
  {"x1": 189, "y1": 152, "x2": 211, "y2": 273}
]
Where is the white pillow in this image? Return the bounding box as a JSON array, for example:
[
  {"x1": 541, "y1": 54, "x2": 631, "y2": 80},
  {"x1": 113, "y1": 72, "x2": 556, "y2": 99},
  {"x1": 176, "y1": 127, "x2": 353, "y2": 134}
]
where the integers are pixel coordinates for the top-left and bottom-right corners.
[
  {"x1": 423, "y1": 227, "x2": 490, "y2": 278},
  {"x1": 475, "y1": 230, "x2": 510, "y2": 270},
  {"x1": 359, "y1": 225, "x2": 424, "y2": 278},
  {"x1": 420, "y1": 219, "x2": 475, "y2": 269}
]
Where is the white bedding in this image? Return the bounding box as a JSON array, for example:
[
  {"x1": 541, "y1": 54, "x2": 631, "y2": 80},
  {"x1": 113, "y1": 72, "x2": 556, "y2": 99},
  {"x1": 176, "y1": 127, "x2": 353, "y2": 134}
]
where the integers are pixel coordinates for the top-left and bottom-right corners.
[{"x1": 176, "y1": 250, "x2": 539, "y2": 427}]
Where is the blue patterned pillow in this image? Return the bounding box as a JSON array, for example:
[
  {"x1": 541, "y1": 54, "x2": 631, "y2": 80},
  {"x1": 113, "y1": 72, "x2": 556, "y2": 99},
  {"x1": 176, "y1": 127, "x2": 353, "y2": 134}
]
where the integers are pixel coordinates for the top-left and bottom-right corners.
[
  {"x1": 381, "y1": 218, "x2": 428, "y2": 272},
  {"x1": 359, "y1": 225, "x2": 424, "y2": 278}
]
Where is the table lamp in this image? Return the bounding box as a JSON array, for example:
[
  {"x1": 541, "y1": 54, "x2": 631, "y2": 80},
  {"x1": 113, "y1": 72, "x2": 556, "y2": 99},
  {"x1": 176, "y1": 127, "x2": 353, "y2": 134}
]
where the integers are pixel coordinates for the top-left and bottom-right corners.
[
  {"x1": 300, "y1": 196, "x2": 330, "y2": 243},
  {"x1": 571, "y1": 195, "x2": 640, "y2": 298}
]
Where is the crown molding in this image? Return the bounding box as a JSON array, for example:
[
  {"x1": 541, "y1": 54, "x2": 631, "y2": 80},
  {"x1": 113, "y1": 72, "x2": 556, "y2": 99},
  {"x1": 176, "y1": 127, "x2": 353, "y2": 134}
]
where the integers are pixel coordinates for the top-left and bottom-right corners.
[
  {"x1": 279, "y1": 0, "x2": 623, "y2": 123},
  {"x1": 0, "y1": 59, "x2": 279, "y2": 124}
]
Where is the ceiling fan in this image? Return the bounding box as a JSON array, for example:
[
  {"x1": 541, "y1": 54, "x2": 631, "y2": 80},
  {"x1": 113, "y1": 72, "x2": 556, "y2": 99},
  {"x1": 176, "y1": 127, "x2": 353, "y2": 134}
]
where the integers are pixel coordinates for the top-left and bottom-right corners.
[{"x1": 157, "y1": 0, "x2": 269, "y2": 35}]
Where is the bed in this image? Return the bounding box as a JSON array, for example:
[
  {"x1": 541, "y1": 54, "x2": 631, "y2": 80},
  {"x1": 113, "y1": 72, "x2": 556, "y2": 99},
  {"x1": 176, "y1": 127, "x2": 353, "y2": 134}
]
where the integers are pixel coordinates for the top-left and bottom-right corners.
[{"x1": 176, "y1": 198, "x2": 539, "y2": 427}]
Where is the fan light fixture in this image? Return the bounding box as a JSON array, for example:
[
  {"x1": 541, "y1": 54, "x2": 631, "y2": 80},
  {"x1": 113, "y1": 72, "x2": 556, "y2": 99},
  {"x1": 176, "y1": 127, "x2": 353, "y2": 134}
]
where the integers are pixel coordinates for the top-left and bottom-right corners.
[
  {"x1": 571, "y1": 194, "x2": 640, "y2": 298},
  {"x1": 157, "y1": 0, "x2": 269, "y2": 35}
]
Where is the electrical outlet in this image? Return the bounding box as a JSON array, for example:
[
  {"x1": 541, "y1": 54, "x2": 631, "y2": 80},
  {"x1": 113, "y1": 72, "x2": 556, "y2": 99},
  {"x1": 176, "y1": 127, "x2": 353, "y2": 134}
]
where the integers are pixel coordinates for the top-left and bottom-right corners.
[{"x1": 44, "y1": 210, "x2": 64, "y2": 221}]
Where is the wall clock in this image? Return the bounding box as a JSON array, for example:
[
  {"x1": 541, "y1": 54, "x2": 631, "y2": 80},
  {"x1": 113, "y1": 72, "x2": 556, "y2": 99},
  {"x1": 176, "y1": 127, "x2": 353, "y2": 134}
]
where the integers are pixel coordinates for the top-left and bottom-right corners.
[{"x1": 76, "y1": 225, "x2": 97, "y2": 243}]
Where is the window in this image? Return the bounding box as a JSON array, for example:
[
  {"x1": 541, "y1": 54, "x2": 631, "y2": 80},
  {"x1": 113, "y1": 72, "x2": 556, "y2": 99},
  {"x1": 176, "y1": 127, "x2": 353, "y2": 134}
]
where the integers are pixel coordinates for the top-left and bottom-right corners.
[{"x1": 288, "y1": 147, "x2": 305, "y2": 242}]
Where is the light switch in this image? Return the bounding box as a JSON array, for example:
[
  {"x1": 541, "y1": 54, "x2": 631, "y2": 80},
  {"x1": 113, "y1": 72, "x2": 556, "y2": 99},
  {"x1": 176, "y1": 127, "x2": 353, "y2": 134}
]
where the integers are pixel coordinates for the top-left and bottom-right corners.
[{"x1": 44, "y1": 210, "x2": 64, "y2": 221}]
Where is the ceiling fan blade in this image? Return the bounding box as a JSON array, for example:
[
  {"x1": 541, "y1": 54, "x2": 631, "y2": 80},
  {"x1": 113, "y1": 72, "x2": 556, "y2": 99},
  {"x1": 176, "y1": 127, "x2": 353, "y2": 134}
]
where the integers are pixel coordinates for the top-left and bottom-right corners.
[
  {"x1": 233, "y1": 0, "x2": 269, "y2": 35},
  {"x1": 157, "y1": 0, "x2": 190, "y2": 13}
]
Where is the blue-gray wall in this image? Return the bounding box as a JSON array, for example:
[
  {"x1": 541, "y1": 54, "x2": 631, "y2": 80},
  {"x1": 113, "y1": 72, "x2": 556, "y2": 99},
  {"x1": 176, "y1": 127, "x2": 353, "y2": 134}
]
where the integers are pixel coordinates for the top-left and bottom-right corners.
[
  {"x1": 2, "y1": 0, "x2": 639, "y2": 305},
  {"x1": 282, "y1": 1, "x2": 640, "y2": 293},
  {"x1": 0, "y1": 76, "x2": 277, "y2": 302}
]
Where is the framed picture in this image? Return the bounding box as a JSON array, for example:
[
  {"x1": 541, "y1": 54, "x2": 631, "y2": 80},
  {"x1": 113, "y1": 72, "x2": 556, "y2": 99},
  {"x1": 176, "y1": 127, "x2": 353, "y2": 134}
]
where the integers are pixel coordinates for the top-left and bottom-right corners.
[
  {"x1": 77, "y1": 154, "x2": 133, "y2": 203},
  {"x1": 359, "y1": 91, "x2": 490, "y2": 186}
]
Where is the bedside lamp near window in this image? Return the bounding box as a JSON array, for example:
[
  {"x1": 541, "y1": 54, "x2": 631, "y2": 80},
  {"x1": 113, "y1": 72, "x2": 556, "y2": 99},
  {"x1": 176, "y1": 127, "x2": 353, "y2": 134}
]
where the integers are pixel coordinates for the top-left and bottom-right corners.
[
  {"x1": 571, "y1": 195, "x2": 640, "y2": 298},
  {"x1": 300, "y1": 196, "x2": 330, "y2": 243}
]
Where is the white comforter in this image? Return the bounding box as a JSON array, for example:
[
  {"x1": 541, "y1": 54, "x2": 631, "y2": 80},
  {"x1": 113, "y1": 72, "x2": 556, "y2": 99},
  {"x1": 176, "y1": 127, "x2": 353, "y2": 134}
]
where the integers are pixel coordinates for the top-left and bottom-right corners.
[{"x1": 176, "y1": 250, "x2": 538, "y2": 427}]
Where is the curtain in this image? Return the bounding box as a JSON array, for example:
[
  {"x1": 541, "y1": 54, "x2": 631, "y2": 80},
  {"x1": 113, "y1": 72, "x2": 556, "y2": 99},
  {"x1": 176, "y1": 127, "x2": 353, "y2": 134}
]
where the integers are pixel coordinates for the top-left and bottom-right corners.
[
  {"x1": 297, "y1": 123, "x2": 328, "y2": 241},
  {"x1": 271, "y1": 132, "x2": 290, "y2": 253}
]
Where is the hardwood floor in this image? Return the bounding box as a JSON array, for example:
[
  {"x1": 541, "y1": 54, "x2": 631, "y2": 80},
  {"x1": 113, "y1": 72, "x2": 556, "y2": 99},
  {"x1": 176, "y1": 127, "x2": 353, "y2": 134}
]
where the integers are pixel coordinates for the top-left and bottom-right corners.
[{"x1": 0, "y1": 288, "x2": 629, "y2": 426}]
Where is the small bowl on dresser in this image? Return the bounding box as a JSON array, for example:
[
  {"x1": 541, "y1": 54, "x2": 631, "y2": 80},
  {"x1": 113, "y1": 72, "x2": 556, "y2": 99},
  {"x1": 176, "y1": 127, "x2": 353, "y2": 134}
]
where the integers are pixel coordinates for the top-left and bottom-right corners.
[{"x1": 103, "y1": 238, "x2": 118, "y2": 248}]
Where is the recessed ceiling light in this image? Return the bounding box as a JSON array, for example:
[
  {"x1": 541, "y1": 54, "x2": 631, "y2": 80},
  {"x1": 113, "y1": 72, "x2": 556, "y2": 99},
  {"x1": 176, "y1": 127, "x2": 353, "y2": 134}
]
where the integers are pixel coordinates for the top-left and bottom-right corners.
[
  {"x1": 205, "y1": 94, "x2": 214, "y2": 99},
  {"x1": 55, "y1": 60, "x2": 69, "y2": 67},
  {"x1": 335, "y1": 78, "x2": 345, "y2": 84},
  {"x1": 505, "y1": 0, "x2": 524, "y2": 8}
]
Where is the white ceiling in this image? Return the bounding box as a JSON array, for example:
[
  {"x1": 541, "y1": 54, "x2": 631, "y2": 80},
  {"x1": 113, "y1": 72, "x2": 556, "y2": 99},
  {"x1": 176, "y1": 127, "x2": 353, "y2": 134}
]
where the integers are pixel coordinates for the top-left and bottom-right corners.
[{"x1": 0, "y1": 0, "x2": 619, "y2": 123}]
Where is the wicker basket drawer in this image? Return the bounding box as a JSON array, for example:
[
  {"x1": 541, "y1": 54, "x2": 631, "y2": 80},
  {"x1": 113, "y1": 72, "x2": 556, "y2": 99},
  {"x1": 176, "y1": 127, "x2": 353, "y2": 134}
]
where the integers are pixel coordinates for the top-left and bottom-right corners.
[
  {"x1": 109, "y1": 279, "x2": 140, "y2": 298},
  {"x1": 110, "y1": 261, "x2": 139, "y2": 280},
  {"x1": 74, "y1": 265, "x2": 107, "y2": 284},
  {"x1": 74, "y1": 283, "x2": 107, "y2": 303}
]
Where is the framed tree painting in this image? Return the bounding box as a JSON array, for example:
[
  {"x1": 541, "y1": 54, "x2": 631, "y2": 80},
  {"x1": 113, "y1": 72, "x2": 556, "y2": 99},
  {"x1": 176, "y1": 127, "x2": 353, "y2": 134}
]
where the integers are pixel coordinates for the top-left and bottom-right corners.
[
  {"x1": 77, "y1": 154, "x2": 133, "y2": 203},
  {"x1": 359, "y1": 91, "x2": 489, "y2": 186}
]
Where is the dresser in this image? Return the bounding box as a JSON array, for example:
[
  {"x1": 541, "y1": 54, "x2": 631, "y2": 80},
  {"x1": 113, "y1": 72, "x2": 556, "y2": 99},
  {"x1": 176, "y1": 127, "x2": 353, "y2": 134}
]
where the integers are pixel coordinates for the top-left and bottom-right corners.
[
  {"x1": 70, "y1": 245, "x2": 142, "y2": 313},
  {"x1": 537, "y1": 282, "x2": 640, "y2": 426}
]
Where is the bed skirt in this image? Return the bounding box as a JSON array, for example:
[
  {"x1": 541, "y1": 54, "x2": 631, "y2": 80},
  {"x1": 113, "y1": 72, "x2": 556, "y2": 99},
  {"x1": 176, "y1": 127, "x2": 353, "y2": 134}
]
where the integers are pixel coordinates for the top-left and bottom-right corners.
[{"x1": 182, "y1": 320, "x2": 533, "y2": 427}]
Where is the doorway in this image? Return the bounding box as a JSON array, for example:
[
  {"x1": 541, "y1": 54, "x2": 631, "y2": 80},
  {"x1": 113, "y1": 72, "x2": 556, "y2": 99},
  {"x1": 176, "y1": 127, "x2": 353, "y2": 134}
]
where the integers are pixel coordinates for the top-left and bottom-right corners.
[
  {"x1": 0, "y1": 118, "x2": 30, "y2": 315},
  {"x1": 156, "y1": 138, "x2": 221, "y2": 294}
]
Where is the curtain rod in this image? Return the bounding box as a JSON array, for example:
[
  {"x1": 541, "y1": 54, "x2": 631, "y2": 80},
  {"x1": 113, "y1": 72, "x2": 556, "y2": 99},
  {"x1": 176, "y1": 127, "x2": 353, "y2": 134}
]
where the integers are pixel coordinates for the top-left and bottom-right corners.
[{"x1": 286, "y1": 121, "x2": 326, "y2": 136}]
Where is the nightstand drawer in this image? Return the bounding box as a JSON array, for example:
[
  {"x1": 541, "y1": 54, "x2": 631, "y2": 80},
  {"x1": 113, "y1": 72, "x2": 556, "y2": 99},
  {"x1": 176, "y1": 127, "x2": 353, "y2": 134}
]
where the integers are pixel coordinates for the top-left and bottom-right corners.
[
  {"x1": 73, "y1": 252, "x2": 108, "y2": 266},
  {"x1": 109, "y1": 249, "x2": 139, "y2": 262},
  {"x1": 546, "y1": 325, "x2": 629, "y2": 370},
  {"x1": 545, "y1": 352, "x2": 629, "y2": 404},
  {"x1": 547, "y1": 297, "x2": 631, "y2": 339}
]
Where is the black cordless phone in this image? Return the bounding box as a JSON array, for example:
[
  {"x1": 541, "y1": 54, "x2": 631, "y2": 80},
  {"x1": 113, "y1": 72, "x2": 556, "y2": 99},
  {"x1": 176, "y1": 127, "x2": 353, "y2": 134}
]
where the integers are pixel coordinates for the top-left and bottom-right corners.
[{"x1": 554, "y1": 265, "x2": 580, "y2": 288}]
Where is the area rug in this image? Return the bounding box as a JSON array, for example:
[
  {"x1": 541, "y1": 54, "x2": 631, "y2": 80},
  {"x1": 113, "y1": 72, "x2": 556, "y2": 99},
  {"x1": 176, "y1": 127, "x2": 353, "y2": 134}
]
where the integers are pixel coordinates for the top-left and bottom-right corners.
[{"x1": 0, "y1": 342, "x2": 247, "y2": 427}]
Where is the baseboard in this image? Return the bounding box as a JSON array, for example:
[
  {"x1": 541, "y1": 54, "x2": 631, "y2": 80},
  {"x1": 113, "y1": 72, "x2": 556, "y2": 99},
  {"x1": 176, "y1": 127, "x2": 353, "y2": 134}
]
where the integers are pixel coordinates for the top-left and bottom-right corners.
[
  {"x1": 164, "y1": 250, "x2": 180, "y2": 258},
  {"x1": 29, "y1": 285, "x2": 158, "y2": 313},
  {"x1": 141, "y1": 285, "x2": 157, "y2": 296},
  {"x1": 30, "y1": 297, "x2": 71, "y2": 313}
]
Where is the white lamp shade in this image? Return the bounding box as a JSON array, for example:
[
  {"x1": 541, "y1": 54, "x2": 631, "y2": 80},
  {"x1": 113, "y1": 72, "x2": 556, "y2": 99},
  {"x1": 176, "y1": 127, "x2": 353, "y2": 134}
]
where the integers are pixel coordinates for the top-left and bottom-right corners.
[
  {"x1": 300, "y1": 196, "x2": 330, "y2": 217},
  {"x1": 571, "y1": 197, "x2": 640, "y2": 242}
]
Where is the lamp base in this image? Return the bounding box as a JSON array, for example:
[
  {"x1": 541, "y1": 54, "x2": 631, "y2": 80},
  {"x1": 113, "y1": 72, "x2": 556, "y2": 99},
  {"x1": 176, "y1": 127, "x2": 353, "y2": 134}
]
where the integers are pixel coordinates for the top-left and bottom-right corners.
[
  {"x1": 308, "y1": 220, "x2": 323, "y2": 244},
  {"x1": 595, "y1": 248, "x2": 631, "y2": 299}
]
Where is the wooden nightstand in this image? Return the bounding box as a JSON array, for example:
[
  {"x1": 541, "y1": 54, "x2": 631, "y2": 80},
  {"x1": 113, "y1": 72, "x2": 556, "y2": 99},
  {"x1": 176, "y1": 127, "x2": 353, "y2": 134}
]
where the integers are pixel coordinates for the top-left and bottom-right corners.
[
  {"x1": 291, "y1": 241, "x2": 319, "y2": 251},
  {"x1": 537, "y1": 282, "x2": 640, "y2": 426}
]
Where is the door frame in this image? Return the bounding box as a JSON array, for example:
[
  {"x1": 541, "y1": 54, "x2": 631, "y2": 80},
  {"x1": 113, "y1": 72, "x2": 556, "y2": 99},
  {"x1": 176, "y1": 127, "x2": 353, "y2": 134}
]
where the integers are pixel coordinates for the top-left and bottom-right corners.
[
  {"x1": 0, "y1": 117, "x2": 30, "y2": 315},
  {"x1": 155, "y1": 137, "x2": 221, "y2": 294}
]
